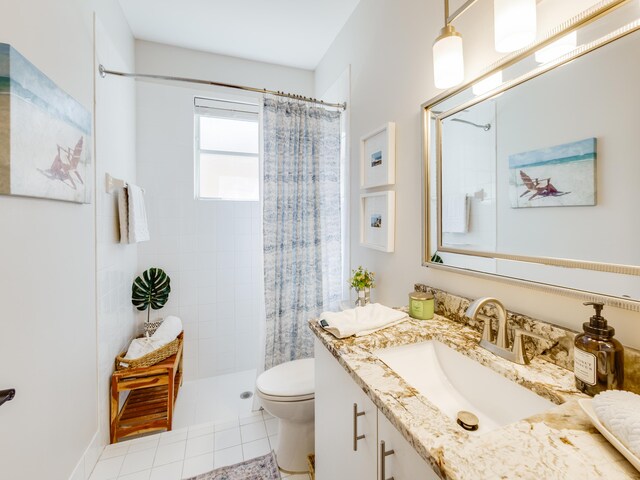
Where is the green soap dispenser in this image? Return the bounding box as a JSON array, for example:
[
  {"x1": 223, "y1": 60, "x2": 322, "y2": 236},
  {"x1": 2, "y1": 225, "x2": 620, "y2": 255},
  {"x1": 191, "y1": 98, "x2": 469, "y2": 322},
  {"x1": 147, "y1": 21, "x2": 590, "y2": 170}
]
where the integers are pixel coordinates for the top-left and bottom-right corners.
[{"x1": 574, "y1": 302, "x2": 624, "y2": 396}]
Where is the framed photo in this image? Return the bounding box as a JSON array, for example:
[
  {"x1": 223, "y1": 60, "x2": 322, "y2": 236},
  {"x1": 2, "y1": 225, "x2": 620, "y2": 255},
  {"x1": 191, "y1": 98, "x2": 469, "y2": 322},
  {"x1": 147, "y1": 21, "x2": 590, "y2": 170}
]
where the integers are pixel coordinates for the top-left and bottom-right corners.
[
  {"x1": 360, "y1": 191, "x2": 395, "y2": 252},
  {"x1": 360, "y1": 122, "x2": 396, "y2": 188}
]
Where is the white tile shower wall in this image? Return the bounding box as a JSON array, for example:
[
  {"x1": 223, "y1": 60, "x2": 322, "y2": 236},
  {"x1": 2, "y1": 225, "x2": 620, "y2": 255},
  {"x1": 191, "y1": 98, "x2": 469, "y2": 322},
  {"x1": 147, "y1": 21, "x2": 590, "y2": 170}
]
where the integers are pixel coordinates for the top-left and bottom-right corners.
[
  {"x1": 134, "y1": 40, "x2": 315, "y2": 379},
  {"x1": 136, "y1": 81, "x2": 262, "y2": 380},
  {"x1": 441, "y1": 100, "x2": 496, "y2": 254},
  {"x1": 95, "y1": 14, "x2": 138, "y2": 450}
]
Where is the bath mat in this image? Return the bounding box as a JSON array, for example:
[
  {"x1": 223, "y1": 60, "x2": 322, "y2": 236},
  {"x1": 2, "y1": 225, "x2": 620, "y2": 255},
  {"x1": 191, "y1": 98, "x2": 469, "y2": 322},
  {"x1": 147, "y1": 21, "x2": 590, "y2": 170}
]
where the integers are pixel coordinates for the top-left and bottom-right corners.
[{"x1": 184, "y1": 451, "x2": 281, "y2": 480}]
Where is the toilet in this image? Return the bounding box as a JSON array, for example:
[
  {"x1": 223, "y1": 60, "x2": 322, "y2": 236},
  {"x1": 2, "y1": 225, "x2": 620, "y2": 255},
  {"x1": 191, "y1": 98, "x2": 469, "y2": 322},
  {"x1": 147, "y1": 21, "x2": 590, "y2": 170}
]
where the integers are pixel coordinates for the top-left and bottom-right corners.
[{"x1": 256, "y1": 358, "x2": 315, "y2": 473}]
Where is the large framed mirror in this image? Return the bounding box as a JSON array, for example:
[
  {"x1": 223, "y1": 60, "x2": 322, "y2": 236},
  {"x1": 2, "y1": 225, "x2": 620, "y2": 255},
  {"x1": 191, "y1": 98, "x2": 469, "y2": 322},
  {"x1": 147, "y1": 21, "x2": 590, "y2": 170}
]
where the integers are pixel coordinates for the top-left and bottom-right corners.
[{"x1": 422, "y1": 0, "x2": 640, "y2": 311}]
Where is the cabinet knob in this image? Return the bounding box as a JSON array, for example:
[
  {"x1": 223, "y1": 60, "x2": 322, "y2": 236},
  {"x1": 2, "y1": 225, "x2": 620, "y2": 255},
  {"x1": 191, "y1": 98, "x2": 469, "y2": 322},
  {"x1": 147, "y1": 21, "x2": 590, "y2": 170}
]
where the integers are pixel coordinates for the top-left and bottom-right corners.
[
  {"x1": 380, "y1": 440, "x2": 395, "y2": 480},
  {"x1": 353, "y1": 403, "x2": 366, "y2": 451}
]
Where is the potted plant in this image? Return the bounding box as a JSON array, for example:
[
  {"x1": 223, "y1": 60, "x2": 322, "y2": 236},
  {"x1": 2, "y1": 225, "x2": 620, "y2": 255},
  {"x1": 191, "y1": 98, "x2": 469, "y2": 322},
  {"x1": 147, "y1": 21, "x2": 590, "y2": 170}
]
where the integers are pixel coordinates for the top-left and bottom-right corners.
[
  {"x1": 349, "y1": 266, "x2": 375, "y2": 307},
  {"x1": 132, "y1": 267, "x2": 171, "y2": 336}
]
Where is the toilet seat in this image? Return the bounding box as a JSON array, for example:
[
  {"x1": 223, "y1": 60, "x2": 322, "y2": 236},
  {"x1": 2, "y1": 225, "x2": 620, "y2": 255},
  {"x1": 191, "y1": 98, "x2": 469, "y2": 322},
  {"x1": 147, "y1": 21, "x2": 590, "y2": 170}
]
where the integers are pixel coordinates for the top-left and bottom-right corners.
[
  {"x1": 256, "y1": 358, "x2": 314, "y2": 399},
  {"x1": 257, "y1": 391, "x2": 314, "y2": 402}
]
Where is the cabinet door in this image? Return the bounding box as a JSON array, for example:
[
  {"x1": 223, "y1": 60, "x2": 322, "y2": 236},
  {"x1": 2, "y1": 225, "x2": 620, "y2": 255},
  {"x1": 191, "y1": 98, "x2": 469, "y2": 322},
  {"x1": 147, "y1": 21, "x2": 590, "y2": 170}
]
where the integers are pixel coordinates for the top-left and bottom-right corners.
[
  {"x1": 378, "y1": 413, "x2": 439, "y2": 480},
  {"x1": 315, "y1": 339, "x2": 377, "y2": 480}
]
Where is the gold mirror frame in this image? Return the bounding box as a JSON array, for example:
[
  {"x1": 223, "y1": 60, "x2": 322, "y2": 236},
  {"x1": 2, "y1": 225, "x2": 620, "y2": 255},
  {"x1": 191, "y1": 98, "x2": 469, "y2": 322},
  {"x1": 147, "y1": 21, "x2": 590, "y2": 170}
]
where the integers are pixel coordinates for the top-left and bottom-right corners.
[{"x1": 421, "y1": 0, "x2": 640, "y2": 311}]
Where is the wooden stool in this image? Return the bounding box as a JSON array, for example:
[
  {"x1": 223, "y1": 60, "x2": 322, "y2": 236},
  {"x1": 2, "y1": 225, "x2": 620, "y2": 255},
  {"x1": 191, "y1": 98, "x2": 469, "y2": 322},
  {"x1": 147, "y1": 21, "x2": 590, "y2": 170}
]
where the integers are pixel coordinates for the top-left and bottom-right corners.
[{"x1": 110, "y1": 334, "x2": 184, "y2": 443}]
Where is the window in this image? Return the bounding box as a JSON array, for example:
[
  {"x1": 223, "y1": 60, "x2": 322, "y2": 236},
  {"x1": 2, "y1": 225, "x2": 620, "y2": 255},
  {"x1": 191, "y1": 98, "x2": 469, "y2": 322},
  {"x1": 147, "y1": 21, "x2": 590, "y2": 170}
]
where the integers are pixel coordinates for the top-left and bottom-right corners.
[{"x1": 195, "y1": 97, "x2": 260, "y2": 201}]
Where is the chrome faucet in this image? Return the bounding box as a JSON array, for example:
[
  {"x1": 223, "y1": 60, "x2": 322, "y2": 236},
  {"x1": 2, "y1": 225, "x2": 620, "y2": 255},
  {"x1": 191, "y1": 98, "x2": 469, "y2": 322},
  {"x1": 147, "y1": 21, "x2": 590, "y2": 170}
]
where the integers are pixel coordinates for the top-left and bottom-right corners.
[{"x1": 465, "y1": 297, "x2": 546, "y2": 365}]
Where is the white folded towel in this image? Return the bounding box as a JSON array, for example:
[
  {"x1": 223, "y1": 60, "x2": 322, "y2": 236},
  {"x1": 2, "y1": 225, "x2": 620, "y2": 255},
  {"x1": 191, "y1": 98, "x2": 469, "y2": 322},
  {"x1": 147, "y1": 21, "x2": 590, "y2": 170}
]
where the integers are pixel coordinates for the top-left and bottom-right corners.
[
  {"x1": 593, "y1": 390, "x2": 640, "y2": 458},
  {"x1": 120, "y1": 316, "x2": 183, "y2": 366},
  {"x1": 319, "y1": 303, "x2": 408, "y2": 339},
  {"x1": 442, "y1": 195, "x2": 470, "y2": 234},
  {"x1": 151, "y1": 315, "x2": 183, "y2": 343},
  {"x1": 122, "y1": 337, "x2": 162, "y2": 362},
  {"x1": 117, "y1": 187, "x2": 129, "y2": 244},
  {"x1": 127, "y1": 184, "x2": 150, "y2": 243}
]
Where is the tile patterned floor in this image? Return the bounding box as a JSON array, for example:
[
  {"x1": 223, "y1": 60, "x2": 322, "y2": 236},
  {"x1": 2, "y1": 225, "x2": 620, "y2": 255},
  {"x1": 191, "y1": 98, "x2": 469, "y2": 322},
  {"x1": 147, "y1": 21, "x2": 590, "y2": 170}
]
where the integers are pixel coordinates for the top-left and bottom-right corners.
[{"x1": 91, "y1": 411, "x2": 311, "y2": 480}]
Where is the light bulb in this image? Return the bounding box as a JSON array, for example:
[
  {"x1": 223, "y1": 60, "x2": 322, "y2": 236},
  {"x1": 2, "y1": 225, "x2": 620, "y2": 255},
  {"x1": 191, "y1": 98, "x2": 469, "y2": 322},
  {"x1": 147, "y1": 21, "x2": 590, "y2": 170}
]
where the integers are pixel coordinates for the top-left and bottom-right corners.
[
  {"x1": 535, "y1": 31, "x2": 577, "y2": 64},
  {"x1": 494, "y1": 0, "x2": 537, "y2": 53},
  {"x1": 433, "y1": 25, "x2": 464, "y2": 89}
]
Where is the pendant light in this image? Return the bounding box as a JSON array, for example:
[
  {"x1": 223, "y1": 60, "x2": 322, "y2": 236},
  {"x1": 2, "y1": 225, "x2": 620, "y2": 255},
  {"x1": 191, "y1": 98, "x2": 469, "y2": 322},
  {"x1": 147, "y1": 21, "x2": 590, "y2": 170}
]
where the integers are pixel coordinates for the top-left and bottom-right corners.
[
  {"x1": 433, "y1": 24, "x2": 464, "y2": 89},
  {"x1": 494, "y1": 0, "x2": 537, "y2": 52},
  {"x1": 431, "y1": 0, "x2": 539, "y2": 89},
  {"x1": 433, "y1": 0, "x2": 464, "y2": 89}
]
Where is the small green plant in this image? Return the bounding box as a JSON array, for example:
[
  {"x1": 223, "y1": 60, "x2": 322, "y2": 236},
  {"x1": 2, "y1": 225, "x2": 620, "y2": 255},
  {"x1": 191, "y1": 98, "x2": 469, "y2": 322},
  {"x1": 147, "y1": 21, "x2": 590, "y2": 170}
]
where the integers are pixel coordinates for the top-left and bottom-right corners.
[
  {"x1": 430, "y1": 252, "x2": 444, "y2": 264},
  {"x1": 132, "y1": 267, "x2": 171, "y2": 325},
  {"x1": 348, "y1": 266, "x2": 375, "y2": 290}
]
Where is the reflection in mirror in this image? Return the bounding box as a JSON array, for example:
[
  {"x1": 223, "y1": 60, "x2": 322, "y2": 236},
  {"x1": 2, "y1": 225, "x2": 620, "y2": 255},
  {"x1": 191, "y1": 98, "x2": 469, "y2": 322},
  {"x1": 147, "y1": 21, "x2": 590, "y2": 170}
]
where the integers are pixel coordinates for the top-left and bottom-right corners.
[
  {"x1": 424, "y1": 0, "x2": 640, "y2": 307},
  {"x1": 441, "y1": 101, "x2": 496, "y2": 254}
]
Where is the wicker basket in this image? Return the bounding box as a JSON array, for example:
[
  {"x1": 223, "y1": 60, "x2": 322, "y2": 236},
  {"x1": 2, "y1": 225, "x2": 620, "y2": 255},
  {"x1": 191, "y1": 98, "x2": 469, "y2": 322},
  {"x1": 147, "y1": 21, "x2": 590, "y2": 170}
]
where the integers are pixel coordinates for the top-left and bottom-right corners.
[{"x1": 115, "y1": 333, "x2": 183, "y2": 370}]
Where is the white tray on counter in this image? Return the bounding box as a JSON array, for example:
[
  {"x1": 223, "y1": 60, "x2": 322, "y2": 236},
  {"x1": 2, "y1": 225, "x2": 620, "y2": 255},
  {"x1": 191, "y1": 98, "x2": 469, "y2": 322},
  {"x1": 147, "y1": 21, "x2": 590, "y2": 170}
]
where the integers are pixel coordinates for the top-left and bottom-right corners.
[{"x1": 579, "y1": 398, "x2": 640, "y2": 472}]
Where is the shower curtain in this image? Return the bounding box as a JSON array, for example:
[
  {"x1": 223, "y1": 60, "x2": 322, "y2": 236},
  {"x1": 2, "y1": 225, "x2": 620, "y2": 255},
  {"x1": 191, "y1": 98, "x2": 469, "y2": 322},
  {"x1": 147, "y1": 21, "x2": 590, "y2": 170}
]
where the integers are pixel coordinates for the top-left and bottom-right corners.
[{"x1": 261, "y1": 95, "x2": 343, "y2": 369}]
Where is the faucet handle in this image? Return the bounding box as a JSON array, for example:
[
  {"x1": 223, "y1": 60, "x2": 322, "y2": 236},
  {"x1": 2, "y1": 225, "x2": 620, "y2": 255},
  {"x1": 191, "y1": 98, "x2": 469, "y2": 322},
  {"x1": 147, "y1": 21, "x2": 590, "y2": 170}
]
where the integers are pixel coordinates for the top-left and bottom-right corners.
[
  {"x1": 477, "y1": 314, "x2": 493, "y2": 342},
  {"x1": 512, "y1": 328, "x2": 547, "y2": 365}
]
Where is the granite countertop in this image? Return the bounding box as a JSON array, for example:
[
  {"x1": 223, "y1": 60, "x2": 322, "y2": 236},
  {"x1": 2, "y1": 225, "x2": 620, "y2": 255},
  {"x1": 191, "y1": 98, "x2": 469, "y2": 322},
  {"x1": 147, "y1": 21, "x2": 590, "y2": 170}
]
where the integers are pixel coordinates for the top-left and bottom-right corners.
[{"x1": 310, "y1": 314, "x2": 640, "y2": 479}]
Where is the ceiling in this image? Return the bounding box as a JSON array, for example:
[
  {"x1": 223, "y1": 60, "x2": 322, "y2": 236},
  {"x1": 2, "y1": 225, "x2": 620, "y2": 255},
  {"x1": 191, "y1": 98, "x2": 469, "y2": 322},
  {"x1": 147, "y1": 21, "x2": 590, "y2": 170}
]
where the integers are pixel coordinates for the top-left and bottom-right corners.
[{"x1": 118, "y1": 0, "x2": 361, "y2": 70}]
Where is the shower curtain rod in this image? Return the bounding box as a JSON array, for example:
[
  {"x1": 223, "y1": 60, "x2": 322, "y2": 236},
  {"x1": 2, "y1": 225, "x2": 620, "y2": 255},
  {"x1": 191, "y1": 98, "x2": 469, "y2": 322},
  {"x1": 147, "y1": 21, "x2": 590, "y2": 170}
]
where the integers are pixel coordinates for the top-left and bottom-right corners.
[{"x1": 98, "y1": 64, "x2": 347, "y2": 110}]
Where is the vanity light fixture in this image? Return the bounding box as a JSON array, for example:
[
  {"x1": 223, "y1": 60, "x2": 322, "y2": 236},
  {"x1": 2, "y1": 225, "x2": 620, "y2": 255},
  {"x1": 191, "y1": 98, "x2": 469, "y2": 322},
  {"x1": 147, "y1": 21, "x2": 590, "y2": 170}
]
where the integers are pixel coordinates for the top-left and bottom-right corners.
[
  {"x1": 433, "y1": 22, "x2": 465, "y2": 89},
  {"x1": 494, "y1": 0, "x2": 537, "y2": 52},
  {"x1": 534, "y1": 31, "x2": 578, "y2": 64},
  {"x1": 432, "y1": 0, "x2": 466, "y2": 89},
  {"x1": 433, "y1": 0, "x2": 538, "y2": 90}
]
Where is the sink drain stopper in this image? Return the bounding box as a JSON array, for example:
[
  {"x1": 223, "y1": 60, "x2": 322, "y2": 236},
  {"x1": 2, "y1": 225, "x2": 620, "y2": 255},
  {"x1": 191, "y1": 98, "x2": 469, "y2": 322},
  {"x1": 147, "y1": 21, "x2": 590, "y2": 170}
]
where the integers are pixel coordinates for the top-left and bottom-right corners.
[
  {"x1": 240, "y1": 391, "x2": 253, "y2": 400},
  {"x1": 456, "y1": 411, "x2": 479, "y2": 431}
]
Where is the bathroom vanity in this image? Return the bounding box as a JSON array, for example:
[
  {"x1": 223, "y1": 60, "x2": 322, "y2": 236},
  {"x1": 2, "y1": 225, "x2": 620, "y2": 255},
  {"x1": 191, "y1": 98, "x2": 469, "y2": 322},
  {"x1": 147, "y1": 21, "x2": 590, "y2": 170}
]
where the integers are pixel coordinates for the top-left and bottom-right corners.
[
  {"x1": 315, "y1": 336, "x2": 437, "y2": 480},
  {"x1": 312, "y1": 308, "x2": 640, "y2": 479}
]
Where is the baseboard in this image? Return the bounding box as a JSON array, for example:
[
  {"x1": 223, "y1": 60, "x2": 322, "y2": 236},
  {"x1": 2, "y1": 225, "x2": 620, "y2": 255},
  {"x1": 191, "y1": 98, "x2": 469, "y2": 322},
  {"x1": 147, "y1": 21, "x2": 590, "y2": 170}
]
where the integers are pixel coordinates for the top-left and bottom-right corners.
[{"x1": 68, "y1": 430, "x2": 103, "y2": 480}]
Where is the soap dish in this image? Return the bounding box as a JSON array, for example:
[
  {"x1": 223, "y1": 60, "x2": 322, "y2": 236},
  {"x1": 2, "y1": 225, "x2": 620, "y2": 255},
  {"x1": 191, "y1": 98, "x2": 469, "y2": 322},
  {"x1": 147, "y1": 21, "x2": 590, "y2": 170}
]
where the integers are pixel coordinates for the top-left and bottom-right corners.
[{"x1": 578, "y1": 398, "x2": 640, "y2": 472}]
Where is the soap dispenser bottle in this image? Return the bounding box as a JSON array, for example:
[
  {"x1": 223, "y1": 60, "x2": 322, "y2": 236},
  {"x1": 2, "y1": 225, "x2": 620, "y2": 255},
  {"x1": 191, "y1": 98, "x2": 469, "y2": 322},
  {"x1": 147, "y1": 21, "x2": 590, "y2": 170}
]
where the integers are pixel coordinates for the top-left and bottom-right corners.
[{"x1": 574, "y1": 302, "x2": 624, "y2": 396}]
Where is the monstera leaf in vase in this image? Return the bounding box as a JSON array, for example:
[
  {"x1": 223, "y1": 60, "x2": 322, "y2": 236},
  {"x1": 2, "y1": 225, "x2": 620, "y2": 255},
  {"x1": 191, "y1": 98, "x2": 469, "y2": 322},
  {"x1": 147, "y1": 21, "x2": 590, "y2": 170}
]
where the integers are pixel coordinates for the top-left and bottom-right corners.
[{"x1": 132, "y1": 267, "x2": 171, "y2": 328}]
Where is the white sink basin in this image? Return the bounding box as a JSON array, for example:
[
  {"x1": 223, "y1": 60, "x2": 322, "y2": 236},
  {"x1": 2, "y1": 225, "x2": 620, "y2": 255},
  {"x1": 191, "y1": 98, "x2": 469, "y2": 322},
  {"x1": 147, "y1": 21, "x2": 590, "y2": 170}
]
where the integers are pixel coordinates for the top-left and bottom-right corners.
[{"x1": 375, "y1": 340, "x2": 554, "y2": 434}]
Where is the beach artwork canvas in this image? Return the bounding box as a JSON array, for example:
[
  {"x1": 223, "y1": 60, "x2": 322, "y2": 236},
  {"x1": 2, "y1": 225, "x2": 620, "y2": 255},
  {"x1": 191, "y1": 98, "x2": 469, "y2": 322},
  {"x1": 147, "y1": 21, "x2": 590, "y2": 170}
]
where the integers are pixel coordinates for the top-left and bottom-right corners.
[
  {"x1": 508, "y1": 138, "x2": 596, "y2": 208},
  {"x1": 0, "y1": 43, "x2": 92, "y2": 203}
]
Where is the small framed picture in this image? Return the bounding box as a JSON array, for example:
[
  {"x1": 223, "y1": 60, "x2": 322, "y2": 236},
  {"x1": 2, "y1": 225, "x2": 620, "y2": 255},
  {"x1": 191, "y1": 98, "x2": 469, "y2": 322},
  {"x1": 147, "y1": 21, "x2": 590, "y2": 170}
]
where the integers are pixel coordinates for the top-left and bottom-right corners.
[
  {"x1": 360, "y1": 191, "x2": 395, "y2": 252},
  {"x1": 360, "y1": 122, "x2": 396, "y2": 188}
]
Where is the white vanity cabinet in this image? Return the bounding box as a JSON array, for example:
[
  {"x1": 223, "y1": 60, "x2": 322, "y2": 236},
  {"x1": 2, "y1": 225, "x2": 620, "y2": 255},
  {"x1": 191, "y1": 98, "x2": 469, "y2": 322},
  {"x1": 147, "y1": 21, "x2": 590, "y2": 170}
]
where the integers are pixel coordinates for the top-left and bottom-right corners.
[
  {"x1": 315, "y1": 338, "x2": 378, "y2": 480},
  {"x1": 315, "y1": 339, "x2": 438, "y2": 480},
  {"x1": 378, "y1": 413, "x2": 439, "y2": 480}
]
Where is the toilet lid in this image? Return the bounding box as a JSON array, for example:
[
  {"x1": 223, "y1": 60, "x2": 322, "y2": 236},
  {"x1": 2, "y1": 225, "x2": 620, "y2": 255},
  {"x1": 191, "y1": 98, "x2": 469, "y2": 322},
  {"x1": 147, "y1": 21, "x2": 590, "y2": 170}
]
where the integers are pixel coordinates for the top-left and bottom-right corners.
[{"x1": 257, "y1": 358, "x2": 314, "y2": 398}]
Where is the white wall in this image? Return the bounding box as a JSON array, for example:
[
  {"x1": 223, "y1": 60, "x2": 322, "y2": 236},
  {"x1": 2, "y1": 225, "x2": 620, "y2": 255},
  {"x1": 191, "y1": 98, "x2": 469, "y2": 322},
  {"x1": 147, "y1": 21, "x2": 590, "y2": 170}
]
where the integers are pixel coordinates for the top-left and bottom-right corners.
[
  {"x1": 0, "y1": 1, "x2": 136, "y2": 479},
  {"x1": 136, "y1": 41, "x2": 314, "y2": 97},
  {"x1": 94, "y1": 12, "x2": 138, "y2": 454},
  {"x1": 135, "y1": 41, "x2": 315, "y2": 381},
  {"x1": 315, "y1": 0, "x2": 640, "y2": 349}
]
